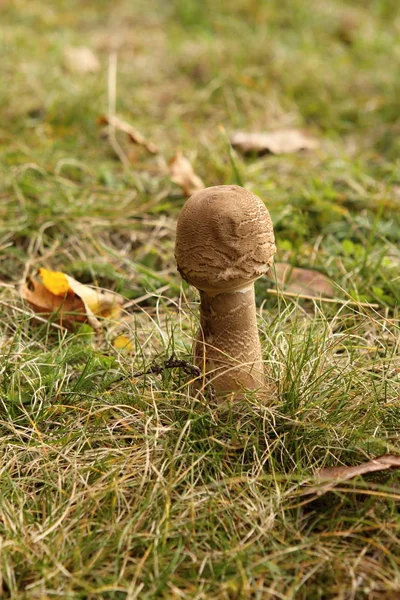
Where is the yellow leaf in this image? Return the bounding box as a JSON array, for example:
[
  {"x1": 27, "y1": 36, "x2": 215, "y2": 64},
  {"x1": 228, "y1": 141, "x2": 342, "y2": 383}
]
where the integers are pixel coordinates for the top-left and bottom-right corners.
[
  {"x1": 22, "y1": 267, "x2": 123, "y2": 330},
  {"x1": 65, "y1": 277, "x2": 121, "y2": 318},
  {"x1": 39, "y1": 268, "x2": 72, "y2": 297},
  {"x1": 38, "y1": 268, "x2": 122, "y2": 319},
  {"x1": 113, "y1": 335, "x2": 133, "y2": 351}
]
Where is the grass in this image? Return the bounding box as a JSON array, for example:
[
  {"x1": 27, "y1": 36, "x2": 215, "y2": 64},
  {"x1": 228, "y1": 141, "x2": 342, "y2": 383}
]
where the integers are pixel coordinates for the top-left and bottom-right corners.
[{"x1": 1, "y1": 0, "x2": 400, "y2": 597}]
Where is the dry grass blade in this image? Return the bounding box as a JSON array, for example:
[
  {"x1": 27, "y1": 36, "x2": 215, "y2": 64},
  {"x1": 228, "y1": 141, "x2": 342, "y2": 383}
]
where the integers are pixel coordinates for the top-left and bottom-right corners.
[
  {"x1": 168, "y1": 150, "x2": 205, "y2": 197},
  {"x1": 0, "y1": 298, "x2": 66, "y2": 330},
  {"x1": 98, "y1": 115, "x2": 159, "y2": 155},
  {"x1": 2, "y1": 1, "x2": 400, "y2": 596},
  {"x1": 231, "y1": 129, "x2": 319, "y2": 154}
]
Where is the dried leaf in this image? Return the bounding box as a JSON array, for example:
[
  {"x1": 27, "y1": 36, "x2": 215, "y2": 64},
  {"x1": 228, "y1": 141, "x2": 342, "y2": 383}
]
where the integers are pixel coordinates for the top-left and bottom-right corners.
[
  {"x1": 272, "y1": 263, "x2": 335, "y2": 297},
  {"x1": 21, "y1": 279, "x2": 93, "y2": 329},
  {"x1": 98, "y1": 115, "x2": 158, "y2": 155},
  {"x1": 301, "y1": 454, "x2": 400, "y2": 498},
  {"x1": 64, "y1": 46, "x2": 100, "y2": 74},
  {"x1": 168, "y1": 151, "x2": 205, "y2": 197},
  {"x1": 231, "y1": 129, "x2": 319, "y2": 155},
  {"x1": 39, "y1": 268, "x2": 122, "y2": 319},
  {"x1": 21, "y1": 268, "x2": 123, "y2": 330},
  {"x1": 318, "y1": 454, "x2": 400, "y2": 482}
]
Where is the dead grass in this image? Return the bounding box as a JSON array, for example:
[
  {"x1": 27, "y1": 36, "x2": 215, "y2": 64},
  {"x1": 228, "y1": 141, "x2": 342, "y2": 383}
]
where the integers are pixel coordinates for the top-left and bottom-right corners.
[{"x1": 1, "y1": 0, "x2": 400, "y2": 597}]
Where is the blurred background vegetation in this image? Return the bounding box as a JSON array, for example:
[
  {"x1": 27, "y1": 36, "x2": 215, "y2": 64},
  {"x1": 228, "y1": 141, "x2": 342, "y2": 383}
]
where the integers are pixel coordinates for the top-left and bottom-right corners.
[{"x1": 1, "y1": 0, "x2": 399, "y2": 308}]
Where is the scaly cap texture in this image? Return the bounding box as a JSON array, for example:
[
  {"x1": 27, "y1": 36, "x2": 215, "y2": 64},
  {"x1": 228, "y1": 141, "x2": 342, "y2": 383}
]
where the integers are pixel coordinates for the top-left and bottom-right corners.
[{"x1": 175, "y1": 185, "x2": 276, "y2": 294}]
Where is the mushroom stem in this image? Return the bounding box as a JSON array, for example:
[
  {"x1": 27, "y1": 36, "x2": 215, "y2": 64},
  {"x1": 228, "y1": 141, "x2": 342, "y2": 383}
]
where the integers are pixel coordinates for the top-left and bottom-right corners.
[{"x1": 194, "y1": 286, "x2": 265, "y2": 394}]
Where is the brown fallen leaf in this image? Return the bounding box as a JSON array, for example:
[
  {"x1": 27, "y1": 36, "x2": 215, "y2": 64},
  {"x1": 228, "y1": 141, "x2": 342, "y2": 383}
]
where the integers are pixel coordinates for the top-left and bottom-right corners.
[
  {"x1": 231, "y1": 129, "x2": 319, "y2": 155},
  {"x1": 300, "y1": 454, "x2": 400, "y2": 498},
  {"x1": 21, "y1": 268, "x2": 122, "y2": 330},
  {"x1": 64, "y1": 46, "x2": 100, "y2": 74},
  {"x1": 168, "y1": 151, "x2": 205, "y2": 197},
  {"x1": 98, "y1": 115, "x2": 158, "y2": 155},
  {"x1": 21, "y1": 278, "x2": 96, "y2": 330},
  {"x1": 271, "y1": 263, "x2": 335, "y2": 297},
  {"x1": 317, "y1": 455, "x2": 400, "y2": 482}
]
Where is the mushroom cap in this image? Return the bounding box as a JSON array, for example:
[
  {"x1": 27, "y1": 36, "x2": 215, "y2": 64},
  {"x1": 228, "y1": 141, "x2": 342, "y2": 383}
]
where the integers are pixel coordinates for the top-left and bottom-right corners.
[{"x1": 175, "y1": 185, "x2": 276, "y2": 294}]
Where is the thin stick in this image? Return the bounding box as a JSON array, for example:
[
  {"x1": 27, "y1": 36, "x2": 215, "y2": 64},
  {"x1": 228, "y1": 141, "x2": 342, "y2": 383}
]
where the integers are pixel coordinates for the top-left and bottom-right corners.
[
  {"x1": 134, "y1": 355, "x2": 201, "y2": 378},
  {"x1": 267, "y1": 288, "x2": 380, "y2": 309}
]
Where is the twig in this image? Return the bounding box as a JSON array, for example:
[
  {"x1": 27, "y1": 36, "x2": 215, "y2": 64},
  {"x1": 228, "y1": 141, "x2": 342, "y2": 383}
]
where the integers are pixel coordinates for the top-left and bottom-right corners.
[
  {"x1": 267, "y1": 288, "x2": 380, "y2": 308},
  {"x1": 134, "y1": 354, "x2": 215, "y2": 401},
  {"x1": 134, "y1": 355, "x2": 201, "y2": 378}
]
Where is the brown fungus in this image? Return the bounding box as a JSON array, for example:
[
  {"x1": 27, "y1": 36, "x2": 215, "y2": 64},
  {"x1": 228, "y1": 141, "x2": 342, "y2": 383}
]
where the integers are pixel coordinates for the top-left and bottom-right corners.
[{"x1": 175, "y1": 185, "x2": 276, "y2": 396}]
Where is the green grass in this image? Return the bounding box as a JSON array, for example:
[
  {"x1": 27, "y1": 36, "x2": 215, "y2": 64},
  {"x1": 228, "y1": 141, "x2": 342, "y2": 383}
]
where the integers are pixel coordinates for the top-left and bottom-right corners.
[{"x1": 1, "y1": 0, "x2": 400, "y2": 597}]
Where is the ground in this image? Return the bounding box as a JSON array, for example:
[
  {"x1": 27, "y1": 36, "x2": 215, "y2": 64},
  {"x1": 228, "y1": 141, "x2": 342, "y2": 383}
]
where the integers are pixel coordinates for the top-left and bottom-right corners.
[{"x1": 0, "y1": 0, "x2": 400, "y2": 598}]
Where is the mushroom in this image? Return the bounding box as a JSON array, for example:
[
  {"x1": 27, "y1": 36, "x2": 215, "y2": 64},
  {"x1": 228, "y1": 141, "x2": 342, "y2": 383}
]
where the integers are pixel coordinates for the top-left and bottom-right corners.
[{"x1": 175, "y1": 185, "x2": 276, "y2": 396}]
